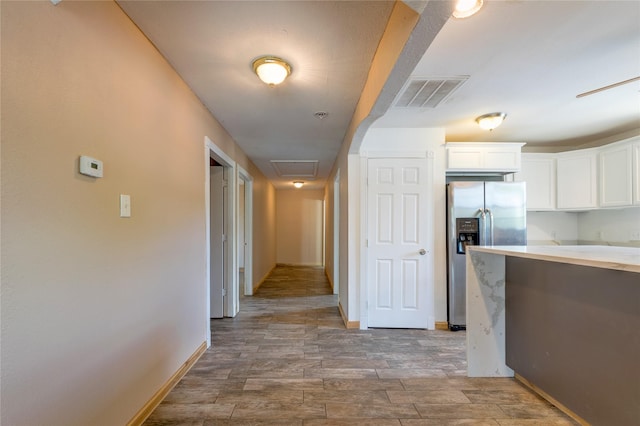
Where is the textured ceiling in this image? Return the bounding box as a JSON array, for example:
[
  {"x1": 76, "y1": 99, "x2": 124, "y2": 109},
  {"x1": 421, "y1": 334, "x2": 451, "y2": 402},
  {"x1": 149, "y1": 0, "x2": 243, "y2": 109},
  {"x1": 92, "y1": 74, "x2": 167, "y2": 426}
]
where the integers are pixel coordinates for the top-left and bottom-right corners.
[
  {"x1": 118, "y1": 0, "x2": 395, "y2": 189},
  {"x1": 119, "y1": 0, "x2": 640, "y2": 189},
  {"x1": 375, "y1": 1, "x2": 640, "y2": 149}
]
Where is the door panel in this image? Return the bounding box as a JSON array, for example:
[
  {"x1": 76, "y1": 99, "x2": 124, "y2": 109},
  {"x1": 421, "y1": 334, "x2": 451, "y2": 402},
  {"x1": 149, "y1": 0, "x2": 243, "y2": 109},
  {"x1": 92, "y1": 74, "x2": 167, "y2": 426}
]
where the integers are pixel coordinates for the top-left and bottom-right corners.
[
  {"x1": 368, "y1": 158, "x2": 430, "y2": 328},
  {"x1": 375, "y1": 259, "x2": 393, "y2": 309},
  {"x1": 403, "y1": 194, "x2": 418, "y2": 243},
  {"x1": 447, "y1": 182, "x2": 484, "y2": 328},
  {"x1": 401, "y1": 259, "x2": 418, "y2": 309},
  {"x1": 485, "y1": 182, "x2": 526, "y2": 246},
  {"x1": 376, "y1": 194, "x2": 393, "y2": 243}
]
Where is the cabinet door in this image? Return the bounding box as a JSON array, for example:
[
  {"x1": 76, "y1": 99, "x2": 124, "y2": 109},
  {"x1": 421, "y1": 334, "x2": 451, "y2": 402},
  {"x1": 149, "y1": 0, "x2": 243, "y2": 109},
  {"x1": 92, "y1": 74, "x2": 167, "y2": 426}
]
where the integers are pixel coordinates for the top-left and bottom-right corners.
[
  {"x1": 484, "y1": 146, "x2": 521, "y2": 171},
  {"x1": 599, "y1": 143, "x2": 633, "y2": 207},
  {"x1": 634, "y1": 143, "x2": 640, "y2": 205},
  {"x1": 514, "y1": 155, "x2": 555, "y2": 210},
  {"x1": 446, "y1": 143, "x2": 524, "y2": 172},
  {"x1": 447, "y1": 146, "x2": 485, "y2": 170},
  {"x1": 556, "y1": 151, "x2": 598, "y2": 210}
]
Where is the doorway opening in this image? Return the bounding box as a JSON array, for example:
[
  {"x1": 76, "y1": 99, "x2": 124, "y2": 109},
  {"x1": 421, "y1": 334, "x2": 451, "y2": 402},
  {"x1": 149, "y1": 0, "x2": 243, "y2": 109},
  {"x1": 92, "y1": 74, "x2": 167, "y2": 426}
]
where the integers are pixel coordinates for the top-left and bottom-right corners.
[{"x1": 204, "y1": 137, "x2": 237, "y2": 347}]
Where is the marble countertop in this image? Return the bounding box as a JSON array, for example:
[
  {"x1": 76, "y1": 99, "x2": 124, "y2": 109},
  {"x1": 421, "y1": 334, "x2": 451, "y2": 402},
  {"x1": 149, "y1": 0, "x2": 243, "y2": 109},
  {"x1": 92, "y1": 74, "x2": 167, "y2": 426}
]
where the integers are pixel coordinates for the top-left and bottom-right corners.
[{"x1": 468, "y1": 245, "x2": 640, "y2": 273}]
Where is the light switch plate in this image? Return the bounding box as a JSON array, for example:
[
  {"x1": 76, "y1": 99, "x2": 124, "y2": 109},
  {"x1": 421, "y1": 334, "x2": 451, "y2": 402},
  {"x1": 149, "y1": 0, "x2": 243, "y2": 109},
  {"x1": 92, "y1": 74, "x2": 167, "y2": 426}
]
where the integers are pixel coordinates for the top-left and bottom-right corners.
[{"x1": 120, "y1": 194, "x2": 131, "y2": 218}]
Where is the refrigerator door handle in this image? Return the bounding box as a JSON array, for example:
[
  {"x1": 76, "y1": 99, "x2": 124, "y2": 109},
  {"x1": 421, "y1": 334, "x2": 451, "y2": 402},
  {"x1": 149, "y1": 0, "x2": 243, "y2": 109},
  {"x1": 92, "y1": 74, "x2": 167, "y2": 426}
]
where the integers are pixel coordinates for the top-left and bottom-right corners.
[
  {"x1": 477, "y1": 208, "x2": 486, "y2": 246},
  {"x1": 485, "y1": 208, "x2": 494, "y2": 246}
]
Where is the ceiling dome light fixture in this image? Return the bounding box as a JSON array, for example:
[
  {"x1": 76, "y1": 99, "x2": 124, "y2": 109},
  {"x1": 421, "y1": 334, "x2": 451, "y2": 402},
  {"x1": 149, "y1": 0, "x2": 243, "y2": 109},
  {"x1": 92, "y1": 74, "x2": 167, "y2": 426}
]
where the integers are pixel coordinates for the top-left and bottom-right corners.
[
  {"x1": 252, "y1": 56, "x2": 291, "y2": 86},
  {"x1": 293, "y1": 181, "x2": 304, "y2": 188},
  {"x1": 475, "y1": 112, "x2": 507, "y2": 131},
  {"x1": 453, "y1": 0, "x2": 484, "y2": 18}
]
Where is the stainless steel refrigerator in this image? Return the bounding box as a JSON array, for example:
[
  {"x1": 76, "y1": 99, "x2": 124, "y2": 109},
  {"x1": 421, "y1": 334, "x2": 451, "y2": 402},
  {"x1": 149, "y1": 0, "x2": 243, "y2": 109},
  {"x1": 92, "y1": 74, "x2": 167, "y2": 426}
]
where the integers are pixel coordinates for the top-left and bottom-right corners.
[{"x1": 446, "y1": 181, "x2": 527, "y2": 330}]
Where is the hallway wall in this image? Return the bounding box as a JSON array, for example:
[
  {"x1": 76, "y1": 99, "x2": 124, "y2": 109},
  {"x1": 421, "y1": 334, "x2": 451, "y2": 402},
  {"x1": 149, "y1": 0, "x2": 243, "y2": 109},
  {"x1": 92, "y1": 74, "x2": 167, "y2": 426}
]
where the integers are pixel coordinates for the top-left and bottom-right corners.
[
  {"x1": 276, "y1": 189, "x2": 325, "y2": 266},
  {"x1": 0, "y1": 2, "x2": 275, "y2": 425}
]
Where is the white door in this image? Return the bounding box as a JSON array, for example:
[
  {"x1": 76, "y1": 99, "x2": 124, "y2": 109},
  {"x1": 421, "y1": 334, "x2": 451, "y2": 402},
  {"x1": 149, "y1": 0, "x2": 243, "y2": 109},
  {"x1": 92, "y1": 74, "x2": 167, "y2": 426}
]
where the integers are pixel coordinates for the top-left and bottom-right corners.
[{"x1": 367, "y1": 158, "x2": 430, "y2": 328}]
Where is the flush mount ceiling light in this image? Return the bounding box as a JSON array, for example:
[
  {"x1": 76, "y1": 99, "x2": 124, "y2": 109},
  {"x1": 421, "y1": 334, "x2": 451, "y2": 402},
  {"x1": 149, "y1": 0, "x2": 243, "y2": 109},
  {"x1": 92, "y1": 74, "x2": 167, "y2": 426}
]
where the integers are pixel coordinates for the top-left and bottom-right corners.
[
  {"x1": 293, "y1": 181, "x2": 304, "y2": 188},
  {"x1": 453, "y1": 0, "x2": 484, "y2": 18},
  {"x1": 475, "y1": 112, "x2": 507, "y2": 131},
  {"x1": 252, "y1": 56, "x2": 291, "y2": 86}
]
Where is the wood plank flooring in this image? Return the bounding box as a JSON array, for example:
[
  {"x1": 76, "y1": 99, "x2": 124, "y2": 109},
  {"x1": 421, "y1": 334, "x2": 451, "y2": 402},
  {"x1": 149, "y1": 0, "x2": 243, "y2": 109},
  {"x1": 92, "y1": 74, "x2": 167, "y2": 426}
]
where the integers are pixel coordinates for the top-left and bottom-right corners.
[{"x1": 144, "y1": 265, "x2": 576, "y2": 425}]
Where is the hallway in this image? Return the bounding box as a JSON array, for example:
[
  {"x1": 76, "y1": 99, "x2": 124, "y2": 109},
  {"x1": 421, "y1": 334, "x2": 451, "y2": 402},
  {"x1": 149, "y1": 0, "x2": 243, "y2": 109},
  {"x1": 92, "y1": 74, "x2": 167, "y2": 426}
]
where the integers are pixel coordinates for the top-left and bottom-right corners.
[{"x1": 144, "y1": 265, "x2": 575, "y2": 425}]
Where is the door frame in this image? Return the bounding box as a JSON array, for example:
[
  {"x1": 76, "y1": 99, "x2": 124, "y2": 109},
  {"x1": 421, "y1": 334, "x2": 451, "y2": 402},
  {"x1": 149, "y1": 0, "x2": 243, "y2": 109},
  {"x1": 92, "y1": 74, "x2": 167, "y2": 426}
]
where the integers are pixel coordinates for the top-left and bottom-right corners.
[
  {"x1": 204, "y1": 136, "x2": 237, "y2": 347},
  {"x1": 359, "y1": 150, "x2": 436, "y2": 330},
  {"x1": 237, "y1": 165, "x2": 253, "y2": 297},
  {"x1": 333, "y1": 169, "x2": 340, "y2": 295}
]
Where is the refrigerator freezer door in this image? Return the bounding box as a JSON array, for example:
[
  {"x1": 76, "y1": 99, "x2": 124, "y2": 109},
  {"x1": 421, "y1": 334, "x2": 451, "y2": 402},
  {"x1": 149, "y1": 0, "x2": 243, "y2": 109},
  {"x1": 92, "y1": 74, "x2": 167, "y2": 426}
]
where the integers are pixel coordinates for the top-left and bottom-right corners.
[
  {"x1": 447, "y1": 182, "x2": 485, "y2": 329},
  {"x1": 484, "y1": 182, "x2": 527, "y2": 246}
]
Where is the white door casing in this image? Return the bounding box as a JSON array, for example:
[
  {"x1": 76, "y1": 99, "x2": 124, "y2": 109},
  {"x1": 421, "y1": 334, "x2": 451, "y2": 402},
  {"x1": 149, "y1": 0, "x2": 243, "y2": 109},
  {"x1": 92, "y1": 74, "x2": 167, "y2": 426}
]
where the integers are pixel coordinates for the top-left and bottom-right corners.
[
  {"x1": 333, "y1": 169, "x2": 340, "y2": 295},
  {"x1": 204, "y1": 136, "x2": 237, "y2": 347},
  {"x1": 367, "y1": 158, "x2": 431, "y2": 328}
]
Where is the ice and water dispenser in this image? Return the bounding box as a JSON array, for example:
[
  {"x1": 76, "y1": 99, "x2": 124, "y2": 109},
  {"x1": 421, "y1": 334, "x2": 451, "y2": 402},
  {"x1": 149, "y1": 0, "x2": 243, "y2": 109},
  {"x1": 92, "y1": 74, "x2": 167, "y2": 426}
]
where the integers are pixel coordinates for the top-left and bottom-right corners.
[{"x1": 455, "y1": 218, "x2": 479, "y2": 254}]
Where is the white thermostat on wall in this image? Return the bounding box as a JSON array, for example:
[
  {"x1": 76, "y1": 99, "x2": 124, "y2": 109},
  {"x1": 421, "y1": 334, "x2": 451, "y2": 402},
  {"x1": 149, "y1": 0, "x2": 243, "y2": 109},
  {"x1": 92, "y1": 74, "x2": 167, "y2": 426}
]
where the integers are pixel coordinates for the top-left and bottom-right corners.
[{"x1": 79, "y1": 155, "x2": 103, "y2": 178}]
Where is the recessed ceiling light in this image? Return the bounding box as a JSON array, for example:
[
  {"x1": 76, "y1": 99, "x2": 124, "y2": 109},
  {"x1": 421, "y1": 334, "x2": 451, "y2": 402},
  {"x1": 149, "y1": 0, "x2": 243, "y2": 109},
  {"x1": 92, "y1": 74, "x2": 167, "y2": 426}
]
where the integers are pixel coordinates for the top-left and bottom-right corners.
[
  {"x1": 293, "y1": 181, "x2": 304, "y2": 188},
  {"x1": 252, "y1": 56, "x2": 292, "y2": 86},
  {"x1": 453, "y1": 0, "x2": 483, "y2": 19},
  {"x1": 475, "y1": 112, "x2": 507, "y2": 131}
]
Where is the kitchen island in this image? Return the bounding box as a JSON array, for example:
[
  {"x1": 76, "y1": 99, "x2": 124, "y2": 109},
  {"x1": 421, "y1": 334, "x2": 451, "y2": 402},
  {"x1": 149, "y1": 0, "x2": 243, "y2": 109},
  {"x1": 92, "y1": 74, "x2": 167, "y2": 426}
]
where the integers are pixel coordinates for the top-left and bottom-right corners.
[{"x1": 466, "y1": 245, "x2": 639, "y2": 425}]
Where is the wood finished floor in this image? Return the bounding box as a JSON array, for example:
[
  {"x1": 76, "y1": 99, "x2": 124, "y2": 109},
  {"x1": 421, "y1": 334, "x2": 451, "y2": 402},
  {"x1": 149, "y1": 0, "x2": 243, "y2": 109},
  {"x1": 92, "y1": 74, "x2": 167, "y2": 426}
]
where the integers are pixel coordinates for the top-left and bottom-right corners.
[{"x1": 144, "y1": 265, "x2": 576, "y2": 425}]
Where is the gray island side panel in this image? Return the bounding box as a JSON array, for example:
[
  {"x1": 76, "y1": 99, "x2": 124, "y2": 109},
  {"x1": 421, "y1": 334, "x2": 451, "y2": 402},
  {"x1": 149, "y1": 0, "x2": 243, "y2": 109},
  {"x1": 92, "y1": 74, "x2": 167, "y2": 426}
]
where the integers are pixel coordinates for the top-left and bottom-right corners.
[{"x1": 505, "y1": 257, "x2": 640, "y2": 426}]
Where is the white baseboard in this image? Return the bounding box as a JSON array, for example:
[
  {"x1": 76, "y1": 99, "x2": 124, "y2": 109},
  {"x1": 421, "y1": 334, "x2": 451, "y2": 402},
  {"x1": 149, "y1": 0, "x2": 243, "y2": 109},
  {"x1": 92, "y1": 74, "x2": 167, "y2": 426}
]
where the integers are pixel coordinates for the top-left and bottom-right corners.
[{"x1": 127, "y1": 341, "x2": 207, "y2": 426}]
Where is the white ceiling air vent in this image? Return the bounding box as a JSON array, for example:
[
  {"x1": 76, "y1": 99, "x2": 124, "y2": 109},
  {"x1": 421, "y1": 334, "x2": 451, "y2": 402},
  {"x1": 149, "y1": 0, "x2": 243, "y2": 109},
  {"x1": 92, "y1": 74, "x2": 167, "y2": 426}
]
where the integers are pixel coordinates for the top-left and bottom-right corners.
[
  {"x1": 394, "y1": 76, "x2": 468, "y2": 108},
  {"x1": 270, "y1": 160, "x2": 319, "y2": 178}
]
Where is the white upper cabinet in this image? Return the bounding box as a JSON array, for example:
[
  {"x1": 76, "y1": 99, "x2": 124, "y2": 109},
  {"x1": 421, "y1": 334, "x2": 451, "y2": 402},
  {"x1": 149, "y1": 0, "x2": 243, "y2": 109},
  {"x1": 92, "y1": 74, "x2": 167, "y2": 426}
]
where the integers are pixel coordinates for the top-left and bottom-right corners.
[
  {"x1": 446, "y1": 142, "x2": 524, "y2": 173},
  {"x1": 633, "y1": 140, "x2": 640, "y2": 205},
  {"x1": 599, "y1": 141, "x2": 634, "y2": 207},
  {"x1": 514, "y1": 154, "x2": 556, "y2": 210},
  {"x1": 556, "y1": 149, "x2": 598, "y2": 210},
  {"x1": 512, "y1": 136, "x2": 639, "y2": 211}
]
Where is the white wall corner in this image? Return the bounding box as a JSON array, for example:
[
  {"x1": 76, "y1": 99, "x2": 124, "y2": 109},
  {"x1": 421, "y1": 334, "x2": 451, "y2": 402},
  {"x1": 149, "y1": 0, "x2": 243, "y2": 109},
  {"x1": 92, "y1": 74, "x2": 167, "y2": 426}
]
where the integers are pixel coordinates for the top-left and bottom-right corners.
[
  {"x1": 346, "y1": 154, "x2": 362, "y2": 325},
  {"x1": 358, "y1": 154, "x2": 369, "y2": 329}
]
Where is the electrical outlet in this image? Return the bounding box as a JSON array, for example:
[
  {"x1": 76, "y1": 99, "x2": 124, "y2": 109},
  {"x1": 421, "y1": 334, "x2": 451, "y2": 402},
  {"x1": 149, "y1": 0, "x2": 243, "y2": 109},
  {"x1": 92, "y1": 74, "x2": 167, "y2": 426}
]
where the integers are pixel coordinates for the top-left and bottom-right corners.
[{"x1": 630, "y1": 230, "x2": 640, "y2": 241}]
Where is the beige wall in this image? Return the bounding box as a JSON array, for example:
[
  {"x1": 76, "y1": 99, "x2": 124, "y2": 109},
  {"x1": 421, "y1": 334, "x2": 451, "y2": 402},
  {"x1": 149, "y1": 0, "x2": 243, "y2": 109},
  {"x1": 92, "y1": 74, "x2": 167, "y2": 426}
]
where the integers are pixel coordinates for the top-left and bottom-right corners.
[
  {"x1": 324, "y1": 153, "x2": 349, "y2": 313},
  {"x1": 250, "y1": 161, "x2": 277, "y2": 285},
  {"x1": 0, "y1": 2, "x2": 275, "y2": 425},
  {"x1": 276, "y1": 189, "x2": 324, "y2": 266}
]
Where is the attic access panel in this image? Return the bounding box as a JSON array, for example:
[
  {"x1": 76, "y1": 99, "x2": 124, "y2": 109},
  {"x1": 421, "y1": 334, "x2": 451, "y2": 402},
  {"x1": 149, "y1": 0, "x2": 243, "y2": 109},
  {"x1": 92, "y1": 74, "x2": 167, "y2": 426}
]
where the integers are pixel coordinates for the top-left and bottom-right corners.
[{"x1": 270, "y1": 160, "x2": 319, "y2": 178}]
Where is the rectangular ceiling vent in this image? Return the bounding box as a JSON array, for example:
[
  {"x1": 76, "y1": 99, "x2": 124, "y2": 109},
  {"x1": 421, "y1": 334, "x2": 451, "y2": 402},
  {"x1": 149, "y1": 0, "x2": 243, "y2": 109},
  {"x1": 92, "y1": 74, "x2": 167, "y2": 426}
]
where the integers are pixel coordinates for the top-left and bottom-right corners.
[
  {"x1": 394, "y1": 76, "x2": 468, "y2": 108},
  {"x1": 270, "y1": 160, "x2": 319, "y2": 178}
]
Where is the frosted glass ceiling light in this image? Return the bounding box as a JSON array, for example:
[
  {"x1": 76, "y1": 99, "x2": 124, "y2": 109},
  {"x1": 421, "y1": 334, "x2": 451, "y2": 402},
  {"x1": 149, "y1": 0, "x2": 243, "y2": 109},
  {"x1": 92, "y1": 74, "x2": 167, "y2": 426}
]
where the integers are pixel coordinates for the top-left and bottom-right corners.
[
  {"x1": 293, "y1": 181, "x2": 304, "y2": 188},
  {"x1": 453, "y1": 0, "x2": 483, "y2": 18},
  {"x1": 475, "y1": 112, "x2": 507, "y2": 131},
  {"x1": 252, "y1": 56, "x2": 291, "y2": 86}
]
